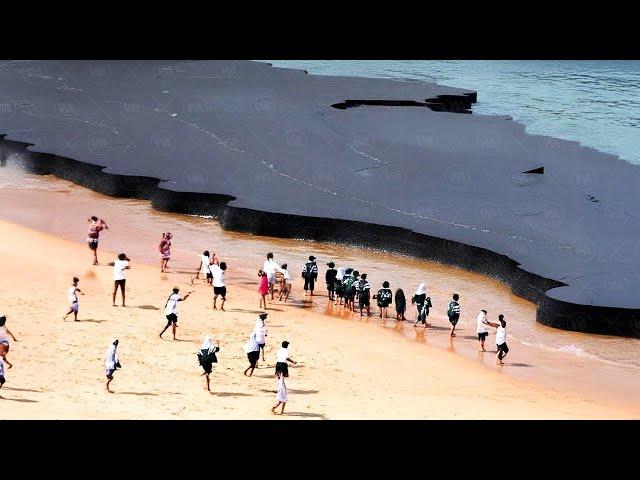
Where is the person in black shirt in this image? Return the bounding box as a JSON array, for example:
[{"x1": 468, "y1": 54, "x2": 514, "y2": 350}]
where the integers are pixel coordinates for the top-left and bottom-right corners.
[
  {"x1": 325, "y1": 262, "x2": 337, "y2": 302},
  {"x1": 395, "y1": 289, "x2": 407, "y2": 321},
  {"x1": 355, "y1": 273, "x2": 371, "y2": 317},
  {"x1": 374, "y1": 281, "x2": 393, "y2": 320},
  {"x1": 302, "y1": 255, "x2": 319, "y2": 297},
  {"x1": 411, "y1": 283, "x2": 432, "y2": 328}
]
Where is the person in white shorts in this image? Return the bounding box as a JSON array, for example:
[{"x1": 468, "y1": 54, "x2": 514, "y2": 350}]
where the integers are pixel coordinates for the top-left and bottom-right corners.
[
  {"x1": 263, "y1": 252, "x2": 280, "y2": 300},
  {"x1": 210, "y1": 261, "x2": 227, "y2": 310},
  {"x1": 63, "y1": 276, "x2": 84, "y2": 322}
]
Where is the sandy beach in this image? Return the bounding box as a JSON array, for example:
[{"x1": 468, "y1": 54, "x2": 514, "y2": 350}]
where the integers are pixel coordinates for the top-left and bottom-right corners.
[{"x1": 0, "y1": 210, "x2": 637, "y2": 419}]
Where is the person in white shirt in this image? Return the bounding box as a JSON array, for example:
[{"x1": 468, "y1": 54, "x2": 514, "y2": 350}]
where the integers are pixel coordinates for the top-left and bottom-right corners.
[
  {"x1": 105, "y1": 338, "x2": 121, "y2": 393},
  {"x1": 275, "y1": 340, "x2": 297, "y2": 378},
  {"x1": 0, "y1": 315, "x2": 17, "y2": 369},
  {"x1": 159, "y1": 287, "x2": 193, "y2": 340},
  {"x1": 194, "y1": 250, "x2": 213, "y2": 285},
  {"x1": 63, "y1": 276, "x2": 84, "y2": 322},
  {"x1": 254, "y1": 313, "x2": 268, "y2": 362},
  {"x1": 210, "y1": 261, "x2": 227, "y2": 310},
  {"x1": 278, "y1": 263, "x2": 292, "y2": 302},
  {"x1": 243, "y1": 331, "x2": 260, "y2": 377},
  {"x1": 271, "y1": 372, "x2": 288, "y2": 415},
  {"x1": 263, "y1": 252, "x2": 280, "y2": 300},
  {"x1": 111, "y1": 253, "x2": 130, "y2": 307},
  {"x1": 0, "y1": 355, "x2": 6, "y2": 394},
  {"x1": 488, "y1": 314, "x2": 509, "y2": 365},
  {"x1": 476, "y1": 309, "x2": 490, "y2": 352}
]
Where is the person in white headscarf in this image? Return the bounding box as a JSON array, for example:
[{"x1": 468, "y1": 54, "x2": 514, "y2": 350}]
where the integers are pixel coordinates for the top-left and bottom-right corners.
[
  {"x1": 197, "y1": 335, "x2": 220, "y2": 391},
  {"x1": 105, "y1": 338, "x2": 121, "y2": 393},
  {"x1": 411, "y1": 283, "x2": 432, "y2": 328},
  {"x1": 254, "y1": 313, "x2": 268, "y2": 362},
  {"x1": 334, "y1": 267, "x2": 346, "y2": 305},
  {"x1": 243, "y1": 331, "x2": 260, "y2": 377}
]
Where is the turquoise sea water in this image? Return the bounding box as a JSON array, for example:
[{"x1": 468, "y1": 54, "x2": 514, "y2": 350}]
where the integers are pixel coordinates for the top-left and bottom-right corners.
[{"x1": 264, "y1": 61, "x2": 640, "y2": 165}]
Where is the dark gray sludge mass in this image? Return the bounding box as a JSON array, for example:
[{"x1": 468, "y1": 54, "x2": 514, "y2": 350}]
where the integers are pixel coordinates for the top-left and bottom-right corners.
[{"x1": 1, "y1": 60, "x2": 639, "y2": 336}]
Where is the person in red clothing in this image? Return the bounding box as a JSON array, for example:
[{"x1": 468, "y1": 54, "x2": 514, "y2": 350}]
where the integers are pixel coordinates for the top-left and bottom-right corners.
[
  {"x1": 258, "y1": 270, "x2": 269, "y2": 309},
  {"x1": 87, "y1": 216, "x2": 109, "y2": 265},
  {"x1": 159, "y1": 232, "x2": 173, "y2": 272}
]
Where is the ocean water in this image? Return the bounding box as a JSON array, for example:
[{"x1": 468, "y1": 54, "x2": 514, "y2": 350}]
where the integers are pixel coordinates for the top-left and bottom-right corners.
[{"x1": 264, "y1": 60, "x2": 640, "y2": 165}]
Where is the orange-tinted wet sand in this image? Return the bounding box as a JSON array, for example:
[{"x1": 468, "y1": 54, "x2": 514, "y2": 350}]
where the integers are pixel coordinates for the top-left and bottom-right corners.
[{"x1": 0, "y1": 169, "x2": 639, "y2": 418}]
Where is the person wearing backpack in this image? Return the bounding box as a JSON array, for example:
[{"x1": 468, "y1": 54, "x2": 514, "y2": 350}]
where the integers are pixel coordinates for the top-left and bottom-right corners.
[
  {"x1": 302, "y1": 255, "x2": 319, "y2": 297},
  {"x1": 334, "y1": 266, "x2": 346, "y2": 305},
  {"x1": 325, "y1": 262, "x2": 337, "y2": 302},
  {"x1": 355, "y1": 273, "x2": 371, "y2": 317},
  {"x1": 412, "y1": 283, "x2": 432, "y2": 328},
  {"x1": 197, "y1": 335, "x2": 220, "y2": 391},
  {"x1": 343, "y1": 270, "x2": 358, "y2": 312},
  {"x1": 374, "y1": 281, "x2": 393, "y2": 319},
  {"x1": 447, "y1": 293, "x2": 461, "y2": 337}
]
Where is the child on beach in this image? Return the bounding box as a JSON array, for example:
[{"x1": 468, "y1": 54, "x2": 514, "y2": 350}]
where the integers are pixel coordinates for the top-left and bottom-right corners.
[
  {"x1": 325, "y1": 262, "x2": 337, "y2": 301},
  {"x1": 271, "y1": 372, "x2": 288, "y2": 415},
  {"x1": 302, "y1": 255, "x2": 318, "y2": 297},
  {"x1": 159, "y1": 232, "x2": 172, "y2": 272},
  {"x1": 195, "y1": 251, "x2": 212, "y2": 285},
  {"x1": 278, "y1": 263, "x2": 292, "y2": 302},
  {"x1": 254, "y1": 313, "x2": 268, "y2": 362},
  {"x1": 334, "y1": 266, "x2": 346, "y2": 305},
  {"x1": 244, "y1": 331, "x2": 260, "y2": 377},
  {"x1": 160, "y1": 287, "x2": 193, "y2": 340},
  {"x1": 0, "y1": 356, "x2": 5, "y2": 396},
  {"x1": 476, "y1": 310, "x2": 490, "y2": 351},
  {"x1": 258, "y1": 270, "x2": 269, "y2": 309},
  {"x1": 0, "y1": 315, "x2": 17, "y2": 369},
  {"x1": 275, "y1": 340, "x2": 297, "y2": 378},
  {"x1": 87, "y1": 216, "x2": 109, "y2": 265},
  {"x1": 63, "y1": 277, "x2": 84, "y2": 322},
  {"x1": 374, "y1": 281, "x2": 393, "y2": 319},
  {"x1": 488, "y1": 314, "x2": 509, "y2": 364},
  {"x1": 197, "y1": 335, "x2": 220, "y2": 391},
  {"x1": 263, "y1": 253, "x2": 280, "y2": 300},
  {"x1": 342, "y1": 269, "x2": 357, "y2": 311},
  {"x1": 210, "y1": 261, "x2": 227, "y2": 310},
  {"x1": 447, "y1": 293, "x2": 461, "y2": 337},
  {"x1": 412, "y1": 283, "x2": 432, "y2": 327},
  {"x1": 110, "y1": 253, "x2": 131, "y2": 307},
  {"x1": 355, "y1": 273, "x2": 371, "y2": 317},
  {"x1": 394, "y1": 289, "x2": 407, "y2": 321},
  {"x1": 105, "y1": 338, "x2": 121, "y2": 393}
]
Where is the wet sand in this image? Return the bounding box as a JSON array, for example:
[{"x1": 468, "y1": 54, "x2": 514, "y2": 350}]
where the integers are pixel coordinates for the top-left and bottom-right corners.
[{"x1": 1, "y1": 168, "x2": 639, "y2": 418}]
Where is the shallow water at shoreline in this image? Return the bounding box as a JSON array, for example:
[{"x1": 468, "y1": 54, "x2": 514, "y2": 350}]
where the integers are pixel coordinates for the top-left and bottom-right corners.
[{"x1": 2, "y1": 162, "x2": 640, "y2": 414}]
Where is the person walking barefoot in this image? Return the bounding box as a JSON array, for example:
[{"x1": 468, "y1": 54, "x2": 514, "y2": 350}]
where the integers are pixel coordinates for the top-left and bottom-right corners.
[
  {"x1": 0, "y1": 315, "x2": 17, "y2": 369},
  {"x1": 254, "y1": 313, "x2": 268, "y2": 362},
  {"x1": 104, "y1": 339, "x2": 121, "y2": 393},
  {"x1": 278, "y1": 264, "x2": 292, "y2": 302},
  {"x1": 87, "y1": 216, "x2": 109, "y2": 265},
  {"x1": 394, "y1": 288, "x2": 407, "y2": 322},
  {"x1": 63, "y1": 277, "x2": 84, "y2": 322},
  {"x1": 244, "y1": 331, "x2": 260, "y2": 377},
  {"x1": 210, "y1": 260, "x2": 228, "y2": 311},
  {"x1": 197, "y1": 335, "x2": 220, "y2": 391},
  {"x1": 447, "y1": 294, "x2": 461, "y2": 337},
  {"x1": 476, "y1": 310, "x2": 490, "y2": 352},
  {"x1": 488, "y1": 314, "x2": 509, "y2": 365},
  {"x1": 159, "y1": 287, "x2": 192, "y2": 340},
  {"x1": 258, "y1": 270, "x2": 269, "y2": 309},
  {"x1": 159, "y1": 232, "x2": 172, "y2": 272},
  {"x1": 271, "y1": 372, "x2": 288, "y2": 415}
]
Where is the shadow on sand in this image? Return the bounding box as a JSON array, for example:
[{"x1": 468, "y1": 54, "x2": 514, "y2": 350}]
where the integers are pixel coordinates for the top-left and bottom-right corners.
[
  {"x1": 0, "y1": 396, "x2": 38, "y2": 403},
  {"x1": 284, "y1": 411, "x2": 326, "y2": 419},
  {"x1": 80, "y1": 319, "x2": 106, "y2": 323},
  {"x1": 212, "y1": 391, "x2": 253, "y2": 397},
  {"x1": 118, "y1": 391, "x2": 159, "y2": 396},
  {"x1": 136, "y1": 305, "x2": 160, "y2": 310}
]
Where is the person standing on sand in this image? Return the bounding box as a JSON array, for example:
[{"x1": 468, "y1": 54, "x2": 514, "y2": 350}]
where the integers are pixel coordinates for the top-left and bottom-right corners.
[
  {"x1": 394, "y1": 289, "x2": 407, "y2": 321},
  {"x1": 0, "y1": 315, "x2": 17, "y2": 369},
  {"x1": 488, "y1": 314, "x2": 509, "y2": 364},
  {"x1": 355, "y1": 273, "x2": 372, "y2": 317},
  {"x1": 110, "y1": 253, "x2": 130, "y2": 307},
  {"x1": 210, "y1": 261, "x2": 227, "y2": 310},
  {"x1": 244, "y1": 331, "x2": 260, "y2": 377},
  {"x1": 63, "y1": 277, "x2": 84, "y2": 322},
  {"x1": 194, "y1": 251, "x2": 212, "y2": 285},
  {"x1": 159, "y1": 287, "x2": 193, "y2": 340},
  {"x1": 0, "y1": 356, "x2": 6, "y2": 397},
  {"x1": 254, "y1": 313, "x2": 268, "y2": 362},
  {"x1": 271, "y1": 372, "x2": 288, "y2": 415},
  {"x1": 476, "y1": 309, "x2": 490, "y2": 351},
  {"x1": 275, "y1": 340, "x2": 297, "y2": 378},
  {"x1": 302, "y1": 255, "x2": 319, "y2": 297},
  {"x1": 105, "y1": 338, "x2": 121, "y2": 393},
  {"x1": 263, "y1": 253, "x2": 280, "y2": 300},
  {"x1": 342, "y1": 269, "x2": 357, "y2": 311},
  {"x1": 412, "y1": 283, "x2": 432, "y2": 328},
  {"x1": 159, "y1": 232, "x2": 172, "y2": 273},
  {"x1": 325, "y1": 262, "x2": 337, "y2": 302},
  {"x1": 278, "y1": 264, "x2": 292, "y2": 302},
  {"x1": 197, "y1": 335, "x2": 220, "y2": 391},
  {"x1": 87, "y1": 216, "x2": 109, "y2": 265},
  {"x1": 374, "y1": 281, "x2": 393, "y2": 319},
  {"x1": 258, "y1": 270, "x2": 269, "y2": 309},
  {"x1": 334, "y1": 266, "x2": 346, "y2": 305},
  {"x1": 447, "y1": 294, "x2": 461, "y2": 337}
]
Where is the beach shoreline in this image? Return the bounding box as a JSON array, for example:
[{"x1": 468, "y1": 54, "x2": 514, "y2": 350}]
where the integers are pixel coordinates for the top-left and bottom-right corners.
[{"x1": 0, "y1": 181, "x2": 639, "y2": 418}]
